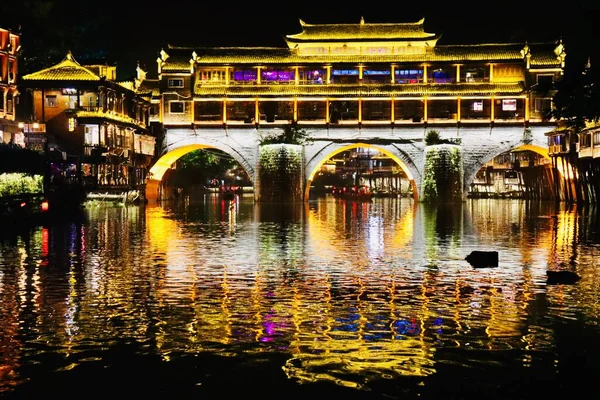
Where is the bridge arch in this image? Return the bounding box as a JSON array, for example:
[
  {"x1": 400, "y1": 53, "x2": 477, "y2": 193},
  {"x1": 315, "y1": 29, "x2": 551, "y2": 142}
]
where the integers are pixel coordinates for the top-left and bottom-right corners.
[
  {"x1": 148, "y1": 143, "x2": 256, "y2": 183},
  {"x1": 304, "y1": 142, "x2": 421, "y2": 201},
  {"x1": 463, "y1": 142, "x2": 556, "y2": 192}
]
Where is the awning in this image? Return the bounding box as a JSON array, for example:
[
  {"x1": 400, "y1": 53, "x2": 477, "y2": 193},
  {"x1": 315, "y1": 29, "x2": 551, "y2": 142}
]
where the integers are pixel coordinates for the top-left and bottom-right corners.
[{"x1": 0, "y1": 122, "x2": 22, "y2": 134}]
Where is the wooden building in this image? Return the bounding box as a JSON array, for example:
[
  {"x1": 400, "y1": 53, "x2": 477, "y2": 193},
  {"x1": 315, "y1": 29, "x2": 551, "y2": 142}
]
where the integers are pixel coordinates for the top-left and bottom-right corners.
[
  {"x1": 20, "y1": 52, "x2": 156, "y2": 196},
  {"x1": 0, "y1": 26, "x2": 21, "y2": 144},
  {"x1": 156, "y1": 17, "x2": 565, "y2": 128}
]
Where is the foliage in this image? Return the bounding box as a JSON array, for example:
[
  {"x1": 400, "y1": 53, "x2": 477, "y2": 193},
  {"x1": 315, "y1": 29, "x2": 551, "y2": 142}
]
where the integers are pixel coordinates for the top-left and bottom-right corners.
[
  {"x1": 421, "y1": 145, "x2": 463, "y2": 203},
  {"x1": 0, "y1": 173, "x2": 44, "y2": 197},
  {"x1": 177, "y1": 149, "x2": 236, "y2": 170},
  {"x1": 259, "y1": 125, "x2": 312, "y2": 146},
  {"x1": 258, "y1": 144, "x2": 303, "y2": 201},
  {"x1": 424, "y1": 130, "x2": 454, "y2": 146},
  {"x1": 170, "y1": 149, "x2": 242, "y2": 186},
  {"x1": 550, "y1": 62, "x2": 600, "y2": 132},
  {"x1": 0, "y1": 143, "x2": 46, "y2": 175}
]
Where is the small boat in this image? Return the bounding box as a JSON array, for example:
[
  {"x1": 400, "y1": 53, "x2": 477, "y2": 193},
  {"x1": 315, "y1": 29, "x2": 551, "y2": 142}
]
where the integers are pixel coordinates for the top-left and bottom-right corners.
[{"x1": 332, "y1": 185, "x2": 374, "y2": 201}]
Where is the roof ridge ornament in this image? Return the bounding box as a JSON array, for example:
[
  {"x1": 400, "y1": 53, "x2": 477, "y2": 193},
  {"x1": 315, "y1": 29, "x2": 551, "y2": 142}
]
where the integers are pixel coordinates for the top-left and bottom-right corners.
[
  {"x1": 554, "y1": 39, "x2": 565, "y2": 57},
  {"x1": 159, "y1": 49, "x2": 169, "y2": 61},
  {"x1": 520, "y1": 42, "x2": 530, "y2": 58},
  {"x1": 360, "y1": 16, "x2": 365, "y2": 25}
]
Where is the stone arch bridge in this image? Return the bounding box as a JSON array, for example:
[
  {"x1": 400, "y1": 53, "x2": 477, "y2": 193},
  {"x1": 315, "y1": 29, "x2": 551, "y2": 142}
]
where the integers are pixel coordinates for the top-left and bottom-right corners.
[{"x1": 146, "y1": 125, "x2": 553, "y2": 202}]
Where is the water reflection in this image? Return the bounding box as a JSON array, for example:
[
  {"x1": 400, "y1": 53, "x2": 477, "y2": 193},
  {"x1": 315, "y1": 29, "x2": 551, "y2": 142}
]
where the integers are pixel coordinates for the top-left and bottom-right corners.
[{"x1": 1, "y1": 197, "x2": 600, "y2": 397}]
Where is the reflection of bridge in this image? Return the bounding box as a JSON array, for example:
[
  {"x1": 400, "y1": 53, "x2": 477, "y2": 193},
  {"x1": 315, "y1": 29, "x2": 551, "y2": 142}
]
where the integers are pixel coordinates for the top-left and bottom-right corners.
[{"x1": 146, "y1": 125, "x2": 553, "y2": 202}]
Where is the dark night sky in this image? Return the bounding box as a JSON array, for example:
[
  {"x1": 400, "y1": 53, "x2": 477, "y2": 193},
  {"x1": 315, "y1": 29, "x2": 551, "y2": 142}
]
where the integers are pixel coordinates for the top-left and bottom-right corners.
[{"x1": 1, "y1": 1, "x2": 599, "y2": 80}]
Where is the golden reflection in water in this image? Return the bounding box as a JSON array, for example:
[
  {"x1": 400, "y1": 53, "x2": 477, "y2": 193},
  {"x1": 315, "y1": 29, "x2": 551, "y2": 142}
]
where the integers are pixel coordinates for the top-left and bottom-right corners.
[
  {"x1": 305, "y1": 198, "x2": 416, "y2": 263},
  {"x1": 4, "y1": 199, "x2": 598, "y2": 391}
]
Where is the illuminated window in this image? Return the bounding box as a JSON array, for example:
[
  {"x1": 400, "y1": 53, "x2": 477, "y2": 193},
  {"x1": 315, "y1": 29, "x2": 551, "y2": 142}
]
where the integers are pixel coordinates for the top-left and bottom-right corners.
[
  {"x1": 332, "y1": 69, "x2": 359, "y2": 76},
  {"x1": 83, "y1": 125, "x2": 99, "y2": 145},
  {"x1": 472, "y1": 101, "x2": 484, "y2": 111},
  {"x1": 395, "y1": 69, "x2": 423, "y2": 83},
  {"x1": 168, "y1": 78, "x2": 184, "y2": 88},
  {"x1": 45, "y1": 95, "x2": 58, "y2": 107},
  {"x1": 502, "y1": 99, "x2": 517, "y2": 111},
  {"x1": 170, "y1": 101, "x2": 184, "y2": 114}
]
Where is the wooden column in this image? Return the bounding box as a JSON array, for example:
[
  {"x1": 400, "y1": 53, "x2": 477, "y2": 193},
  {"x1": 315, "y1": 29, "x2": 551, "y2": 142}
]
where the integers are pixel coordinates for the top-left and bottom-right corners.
[
  {"x1": 255, "y1": 98, "x2": 259, "y2": 123},
  {"x1": 293, "y1": 98, "x2": 297, "y2": 122}
]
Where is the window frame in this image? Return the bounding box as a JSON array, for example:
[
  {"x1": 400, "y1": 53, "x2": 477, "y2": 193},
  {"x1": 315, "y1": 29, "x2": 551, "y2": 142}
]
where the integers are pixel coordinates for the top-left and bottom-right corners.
[
  {"x1": 167, "y1": 78, "x2": 184, "y2": 88},
  {"x1": 45, "y1": 95, "x2": 58, "y2": 108},
  {"x1": 169, "y1": 101, "x2": 185, "y2": 114}
]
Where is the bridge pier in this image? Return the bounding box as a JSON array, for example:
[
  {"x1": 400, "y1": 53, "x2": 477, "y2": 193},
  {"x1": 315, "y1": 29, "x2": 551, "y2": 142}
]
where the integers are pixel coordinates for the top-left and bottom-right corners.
[{"x1": 256, "y1": 144, "x2": 304, "y2": 203}]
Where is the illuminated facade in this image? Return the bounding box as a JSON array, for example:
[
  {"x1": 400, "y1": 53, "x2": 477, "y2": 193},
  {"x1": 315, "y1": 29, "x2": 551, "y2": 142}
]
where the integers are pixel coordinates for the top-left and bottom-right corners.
[
  {"x1": 156, "y1": 17, "x2": 565, "y2": 128},
  {"x1": 20, "y1": 52, "x2": 156, "y2": 193},
  {"x1": 0, "y1": 26, "x2": 20, "y2": 144}
]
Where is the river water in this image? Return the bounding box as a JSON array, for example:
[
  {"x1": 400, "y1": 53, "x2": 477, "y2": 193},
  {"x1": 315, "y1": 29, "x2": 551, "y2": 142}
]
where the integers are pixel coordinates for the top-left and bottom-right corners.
[{"x1": 1, "y1": 195, "x2": 599, "y2": 399}]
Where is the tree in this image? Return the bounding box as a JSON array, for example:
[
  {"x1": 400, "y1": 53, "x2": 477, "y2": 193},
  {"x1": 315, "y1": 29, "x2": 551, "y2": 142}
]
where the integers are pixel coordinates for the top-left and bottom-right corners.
[
  {"x1": 550, "y1": 58, "x2": 600, "y2": 131},
  {"x1": 259, "y1": 125, "x2": 312, "y2": 145}
]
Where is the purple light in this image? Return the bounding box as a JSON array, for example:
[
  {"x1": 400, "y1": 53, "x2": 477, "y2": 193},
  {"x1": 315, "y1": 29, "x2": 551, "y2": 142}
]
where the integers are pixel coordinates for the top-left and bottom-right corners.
[
  {"x1": 261, "y1": 70, "x2": 294, "y2": 81},
  {"x1": 233, "y1": 70, "x2": 257, "y2": 81}
]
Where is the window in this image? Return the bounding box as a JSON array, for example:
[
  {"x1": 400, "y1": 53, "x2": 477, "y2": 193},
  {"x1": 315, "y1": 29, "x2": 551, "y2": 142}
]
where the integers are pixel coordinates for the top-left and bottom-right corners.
[
  {"x1": 168, "y1": 78, "x2": 184, "y2": 88},
  {"x1": 332, "y1": 69, "x2": 359, "y2": 76},
  {"x1": 170, "y1": 101, "x2": 184, "y2": 114},
  {"x1": 534, "y1": 98, "x2": 552, "y2": 113},
  {"x1": 45, "y1": 95, "x2": 58, "y2": 107},
  {"x1": 537, "y1": 74, "x2": 554, "y2": 85},
  {"x1": 472, "y1": 101, "x2": 484, "y2": 111},
  {"x1": 395, "y1": 69, "x2": 423, "y2": 83},
  {"x1": 502, "y1": 99, "x2": 517, "y2": 111},
  {"x1": 83, "y1": 125, "x2": 99, "y2": 145}
]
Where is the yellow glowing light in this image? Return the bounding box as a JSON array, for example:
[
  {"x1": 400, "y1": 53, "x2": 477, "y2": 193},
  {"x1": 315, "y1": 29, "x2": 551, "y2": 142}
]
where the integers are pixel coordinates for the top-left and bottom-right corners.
[
  {"x1": 304, "y1": 143, "x2": 417, "y2": 201},
  {"x1": 514, "y1": 143, "x2": 566, "y2": 179},
  {"x1": 149, "y1": 144, "x2": 214, "y2": 181}
]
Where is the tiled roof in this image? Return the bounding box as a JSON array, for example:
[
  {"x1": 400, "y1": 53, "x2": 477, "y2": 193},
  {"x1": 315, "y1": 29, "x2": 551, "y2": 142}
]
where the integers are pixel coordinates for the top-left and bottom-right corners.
[
  {"x1": 161, "y1": 42, "x2": 562, "y2": 69},
  {"x1": 285, "y1": 18, "x2": 437, "y2": 41},
  {"x1": 118, "y1": 81, "x2": 135, "y2": 90},
  {"x1": 74, "y1": 110, "x2": 146, "y2": 128},
  {"x1": 137, "y1": 79, "x2": 160, "y2": 96},
  {"x1": 21, "y1": 52, "x2": 101, "y2": 81},
  {"x1": 193, "y1": 82, "x2": 525, "y2": 97}
]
